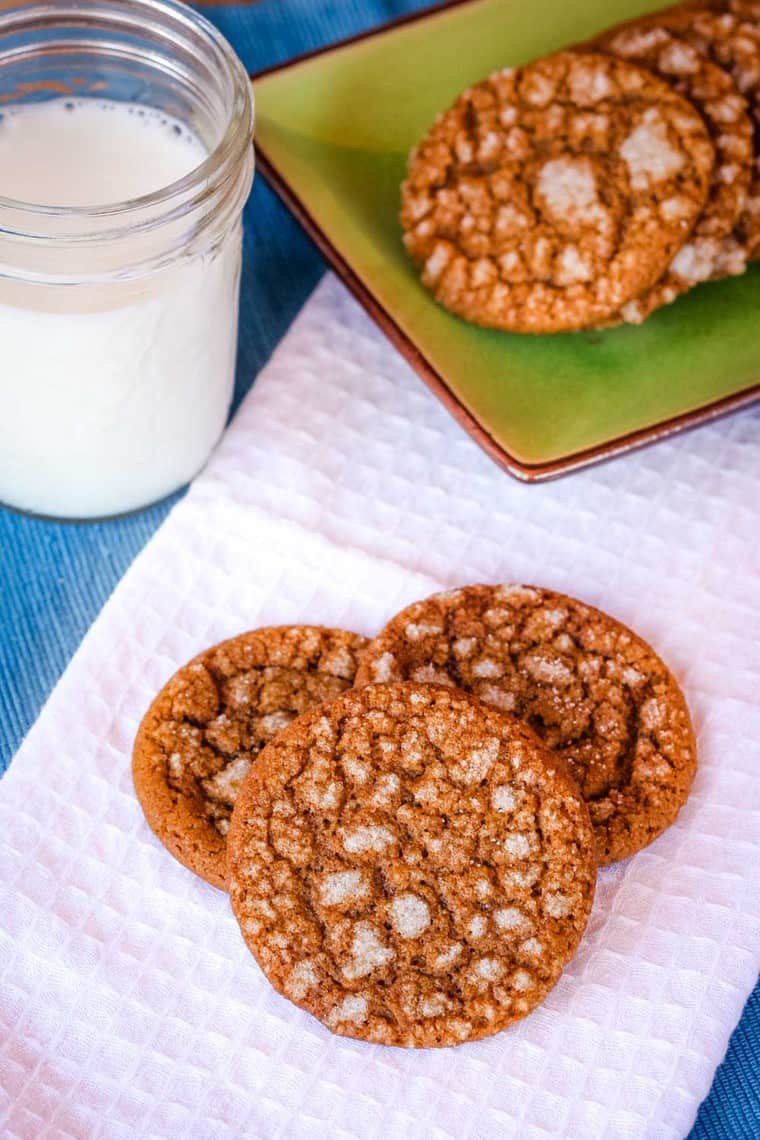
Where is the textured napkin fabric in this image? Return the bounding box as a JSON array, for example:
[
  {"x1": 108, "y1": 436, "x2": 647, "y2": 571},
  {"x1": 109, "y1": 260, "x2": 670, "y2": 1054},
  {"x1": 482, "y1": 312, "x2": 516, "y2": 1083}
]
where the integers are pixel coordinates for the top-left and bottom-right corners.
[{"x1": 1, "y1": 276, "x2": 759, "y2": 1140}]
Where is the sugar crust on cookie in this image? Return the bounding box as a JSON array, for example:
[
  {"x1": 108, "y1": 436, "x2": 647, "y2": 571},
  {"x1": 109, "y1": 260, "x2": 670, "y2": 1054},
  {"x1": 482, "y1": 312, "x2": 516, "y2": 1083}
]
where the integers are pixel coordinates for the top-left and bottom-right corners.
[
  {"x1": 132, "y1": 626, "x2": 368, "y2": 889},
  {"x1": 228, "y1": 683, "x2": 596, "y2": 1047}
]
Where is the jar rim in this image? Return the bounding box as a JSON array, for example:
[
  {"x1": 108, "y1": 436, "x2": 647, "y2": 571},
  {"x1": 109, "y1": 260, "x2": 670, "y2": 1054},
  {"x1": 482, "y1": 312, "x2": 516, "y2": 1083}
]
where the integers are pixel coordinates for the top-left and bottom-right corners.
[{"x1": 0, "y1": 0, "x2": 254, "y2": 239}]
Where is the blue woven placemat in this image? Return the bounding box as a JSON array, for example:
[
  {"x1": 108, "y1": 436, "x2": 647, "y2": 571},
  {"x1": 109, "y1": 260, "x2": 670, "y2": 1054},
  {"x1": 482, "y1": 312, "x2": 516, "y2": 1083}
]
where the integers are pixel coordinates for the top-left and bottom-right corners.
[{"x1": 0, "y1": 2, "x2": 756, "y2": 1134}]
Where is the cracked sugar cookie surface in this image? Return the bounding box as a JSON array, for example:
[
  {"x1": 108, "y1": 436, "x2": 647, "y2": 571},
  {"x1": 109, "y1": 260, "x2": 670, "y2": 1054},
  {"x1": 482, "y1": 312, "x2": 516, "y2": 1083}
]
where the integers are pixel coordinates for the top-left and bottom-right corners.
[
  {"x1": 630, "y1": 2, "x2": 760, "y2": 259},
  {"x1": 355, "y1": 586, "x2": 696, "y2": 866},
  {"x1": 401, "y1": 50, "x2": 715, "y2": 333},
  {"x1": 228, "y1": 683, "x2": 596, "y2": 1047},
  {"x1": 132, "y1": 626, "x2": 368, "y2": 889},
  {"x1": 592, "y1": 24, "x2": 753, "y2": 321}
]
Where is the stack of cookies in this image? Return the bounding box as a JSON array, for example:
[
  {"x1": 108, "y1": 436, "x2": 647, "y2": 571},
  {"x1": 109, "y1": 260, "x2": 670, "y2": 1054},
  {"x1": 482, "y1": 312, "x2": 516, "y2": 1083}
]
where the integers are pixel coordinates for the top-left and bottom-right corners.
[
  {"x1": 133, "y1": 584, "x2": 696, "y2": 1048},
  {"x1": 401, "y1": 0, "x2": 760, "y2": 333}
]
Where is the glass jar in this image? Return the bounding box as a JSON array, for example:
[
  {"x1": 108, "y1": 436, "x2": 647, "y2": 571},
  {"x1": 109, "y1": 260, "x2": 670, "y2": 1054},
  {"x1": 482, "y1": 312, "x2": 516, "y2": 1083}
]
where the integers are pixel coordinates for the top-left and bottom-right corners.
[{"x1": 0, "y1": 0, "x2": 254, "y2": 520}]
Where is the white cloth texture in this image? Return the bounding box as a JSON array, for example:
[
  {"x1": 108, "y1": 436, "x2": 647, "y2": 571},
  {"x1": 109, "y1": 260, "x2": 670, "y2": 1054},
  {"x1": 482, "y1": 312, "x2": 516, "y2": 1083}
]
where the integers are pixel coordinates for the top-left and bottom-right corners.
[{"x1": 1, "y1": 275, "x2": 759, "y2": 1140}]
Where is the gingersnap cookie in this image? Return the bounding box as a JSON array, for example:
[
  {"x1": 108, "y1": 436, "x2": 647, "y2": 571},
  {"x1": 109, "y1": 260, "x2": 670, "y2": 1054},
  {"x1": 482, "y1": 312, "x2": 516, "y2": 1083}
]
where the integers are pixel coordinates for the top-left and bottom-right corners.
[
  {"x1": 592, "y1": 24, "x2": 753, "y2": 321},
  {"x1": 228, "y1": 682, "x2": 596, "y2": 1047},
  {"x1": 401, "y1": 50, "x2": 715, "y2": 333},
  {"x1": 625, "y1": 3, "x2": 760, "y2": 260},
  {"x1": 132, "y1": 626, "x2": 368, "y2": 889},
  {"x1": 355, "y1": 586, "x2": 696, "y2": 866}
]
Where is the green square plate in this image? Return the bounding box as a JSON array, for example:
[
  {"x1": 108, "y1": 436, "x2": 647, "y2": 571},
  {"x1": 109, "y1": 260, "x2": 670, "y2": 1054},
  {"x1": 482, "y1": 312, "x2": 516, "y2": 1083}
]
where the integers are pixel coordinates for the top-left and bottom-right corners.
[{"x1": 252, "y1": 0, "x2": 760, "y2": 480}]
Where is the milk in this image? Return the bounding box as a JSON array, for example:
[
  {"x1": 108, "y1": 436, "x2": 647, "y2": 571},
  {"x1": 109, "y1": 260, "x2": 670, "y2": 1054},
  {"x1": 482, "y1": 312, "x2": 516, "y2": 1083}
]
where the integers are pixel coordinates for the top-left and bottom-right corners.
[{"x1": 0, "y1": 99, "x2": 244, "y2": 519}]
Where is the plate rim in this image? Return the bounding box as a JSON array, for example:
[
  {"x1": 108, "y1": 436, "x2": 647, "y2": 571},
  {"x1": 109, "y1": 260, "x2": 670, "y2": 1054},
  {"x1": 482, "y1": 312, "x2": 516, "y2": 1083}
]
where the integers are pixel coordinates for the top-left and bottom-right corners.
[{"x1": 250, "y1": 0, "x2": 760, "y2": 482}]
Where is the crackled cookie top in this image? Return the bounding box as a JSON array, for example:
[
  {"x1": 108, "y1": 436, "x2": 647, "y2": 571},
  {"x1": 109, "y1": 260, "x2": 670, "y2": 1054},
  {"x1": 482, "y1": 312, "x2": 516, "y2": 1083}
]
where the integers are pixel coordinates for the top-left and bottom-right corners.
[
  {"x1": 355, "y1": 586, "x2": 696, "y2": 865},
  {"x1": 401, "y1": 50, "x2": 714, "y2": 333},
  {"x1": 132, "y1": 626, "x2": 368, "y2": 889},
  {"x1": 634, "y1": 3, "x2": 760, "y2": 259},
  {"x1": 593, "y1": 24, "x2": 753, "y2": 321},
  {"x1": 228, "y1": 683, "x2": 596, "y2": 1048}
]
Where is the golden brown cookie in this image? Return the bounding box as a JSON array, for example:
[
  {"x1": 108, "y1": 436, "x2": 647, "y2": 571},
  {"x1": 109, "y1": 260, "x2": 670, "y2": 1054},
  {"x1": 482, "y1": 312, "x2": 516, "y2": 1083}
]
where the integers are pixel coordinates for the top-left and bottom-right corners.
[
  {"x1": 132, "y1": 626, "x2": 368, "y2": 889},
  {"x1": 228, "y1": 682, "x2": 596, "y2": 1047},
  {"x1": 401, "y1": 50, "x2": 715, "y2": 333},
  {"x1": 592, "y1": 24, "x2": 753, "y2": 321},
  {"x1": 628, "y1": 2, "x2": 760, "y2": 260},
  {"x1": 355, "y1": 586, "x2": 697, "y2": 866}
]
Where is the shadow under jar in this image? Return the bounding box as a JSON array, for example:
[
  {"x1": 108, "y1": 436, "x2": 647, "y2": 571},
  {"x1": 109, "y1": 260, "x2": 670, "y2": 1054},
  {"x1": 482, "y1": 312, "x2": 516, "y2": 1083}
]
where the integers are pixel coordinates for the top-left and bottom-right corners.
[{"x1": 0, "y1": 0, "x2": 254, "y2": 520}]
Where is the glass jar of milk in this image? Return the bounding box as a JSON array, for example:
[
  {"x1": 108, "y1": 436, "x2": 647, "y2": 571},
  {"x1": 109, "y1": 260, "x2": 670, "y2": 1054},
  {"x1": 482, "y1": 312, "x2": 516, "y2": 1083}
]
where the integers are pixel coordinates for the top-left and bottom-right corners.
[{"x1": 0, "y1": 0, "x2": 254, "y2": 519}]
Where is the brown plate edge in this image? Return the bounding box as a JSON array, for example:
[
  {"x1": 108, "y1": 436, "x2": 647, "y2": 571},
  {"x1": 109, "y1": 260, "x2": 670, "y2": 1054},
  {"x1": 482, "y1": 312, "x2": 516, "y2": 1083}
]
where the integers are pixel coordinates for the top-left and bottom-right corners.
[{"x1": 250, "y1": 2, "x2": 760, "y2": 483}]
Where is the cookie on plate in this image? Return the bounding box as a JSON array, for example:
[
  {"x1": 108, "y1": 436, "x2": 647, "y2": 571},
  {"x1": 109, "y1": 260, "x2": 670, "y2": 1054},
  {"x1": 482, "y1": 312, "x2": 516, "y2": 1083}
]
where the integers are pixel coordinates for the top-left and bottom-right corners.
[
  {"x1": 628, "y1": 2, "x2": 760, "y2": 259},
  {"x1": 355, "y1": 586, "x2": 697, "y2": 865},
  {"x1": 228, "y1": 682, "x2": 596, "y2": 1047},
  {"x1": 592, "y1": 23, "x2": 753, "y2": 321},
  {"x1": 401, "y1": 50, "x2": 715, "y2": 332},
  {"x1": 133, "y1": 625, "x2": 368, "y2": 889}
]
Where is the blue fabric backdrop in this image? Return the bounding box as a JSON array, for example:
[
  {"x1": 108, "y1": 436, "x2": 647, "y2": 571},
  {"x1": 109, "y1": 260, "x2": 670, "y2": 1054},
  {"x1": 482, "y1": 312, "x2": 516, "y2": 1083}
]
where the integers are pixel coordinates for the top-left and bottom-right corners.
[{"x1": 0, "y1": 2, "x2": 756, "y2": 1134}]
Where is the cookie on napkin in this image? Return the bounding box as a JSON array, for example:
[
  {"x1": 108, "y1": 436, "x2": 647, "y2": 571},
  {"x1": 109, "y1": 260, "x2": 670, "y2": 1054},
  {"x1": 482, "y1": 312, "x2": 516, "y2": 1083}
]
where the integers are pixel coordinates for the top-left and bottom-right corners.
[
  {"x1": 228, "y1": 682, "x2": 596, "y2": 1047},
  {"x1": 133, "y1": 625, "x2": 368, "y2": 889},
  {"x1": 355, "y1": 585, "x2": 697, "y2": 865}
]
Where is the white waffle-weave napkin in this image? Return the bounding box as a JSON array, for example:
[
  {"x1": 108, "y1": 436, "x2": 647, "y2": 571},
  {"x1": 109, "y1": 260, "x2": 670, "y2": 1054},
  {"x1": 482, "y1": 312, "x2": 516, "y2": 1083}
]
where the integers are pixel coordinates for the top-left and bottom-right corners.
[{"x1": 1, "y1": 275, "x2": 759, "y2": 1140}]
